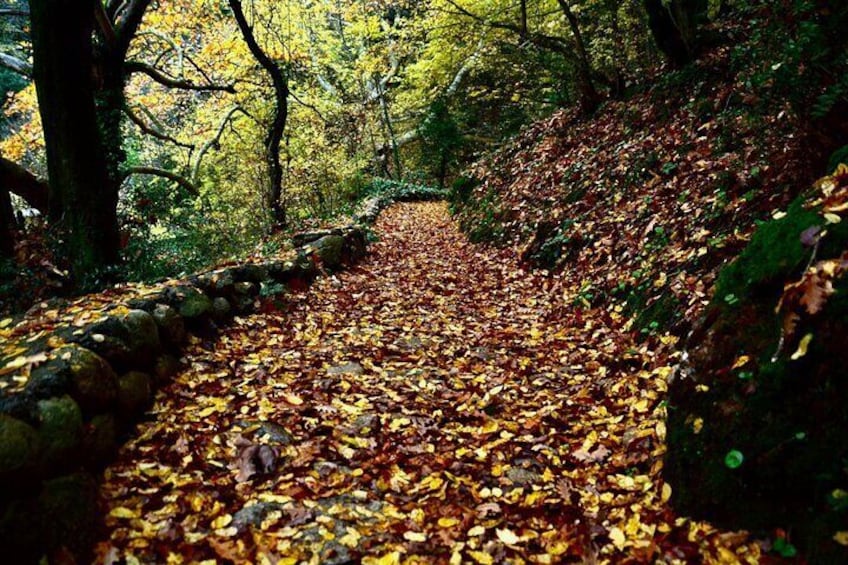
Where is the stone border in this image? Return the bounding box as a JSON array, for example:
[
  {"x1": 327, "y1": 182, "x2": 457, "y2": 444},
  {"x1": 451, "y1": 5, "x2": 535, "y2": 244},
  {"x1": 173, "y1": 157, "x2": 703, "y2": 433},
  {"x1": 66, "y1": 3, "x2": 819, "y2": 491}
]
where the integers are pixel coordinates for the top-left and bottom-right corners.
[{"x1": 0, "y1": 224, "x2": 368, "y2": 562}]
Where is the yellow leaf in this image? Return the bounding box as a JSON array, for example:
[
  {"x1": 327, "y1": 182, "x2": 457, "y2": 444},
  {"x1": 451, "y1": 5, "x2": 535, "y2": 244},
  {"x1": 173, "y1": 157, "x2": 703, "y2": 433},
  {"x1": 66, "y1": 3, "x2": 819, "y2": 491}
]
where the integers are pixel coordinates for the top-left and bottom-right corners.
[
  {"x1": 0, "y1": 318, "x2": 12, "y2": 328},
  {"x1": 692, "y1": 418, "x2": 704, "y2": 434},
  {"x1": 467, "y1": 525, "x2": 486, "y2": 537},
  {"x1": 731, "y1": 355, "x2": 750, "y2": 369},
  {"x1": 403, "y1": 531, "x2": 427, "y2": 542},
  {"x1": 608, "y1": 526, "x2": 626, "y2": 550},
  {"x1": 791, "y1": 333, "x2": 814, "y2": 360},
  {"x1": 496, "y1": 528, "x2": 521, "y2": 545},
  {"x1": 833, "y1": 531, "x2": 848, "y2": 546},
  {"x1": 467, "y1": 550, "x2": 494, "y2": 565},
  {"x1": 388, "y1": 417, "x2": 410, "y2": 431},
  {"x1": 661, "y1": 483, "x2": 672, "y2": 502},
  {"x1": 211, "y1": 514, "x2": 232, "y2": 529},
  {"x1": 362, "y1": 552, "x2": 400, "y2": 565},
  {"x1": 284, "y1": 392, "x2": 304, "y2": 405},
  {"x1": 339, "y1": 527, "x2": 361, "y2": 548},
  {"x1": 438, "y1": 517, "x2": 460, "y2": 528},
  {"x1": 108, "y1": 506, "x2": 140, "y2": 519}
]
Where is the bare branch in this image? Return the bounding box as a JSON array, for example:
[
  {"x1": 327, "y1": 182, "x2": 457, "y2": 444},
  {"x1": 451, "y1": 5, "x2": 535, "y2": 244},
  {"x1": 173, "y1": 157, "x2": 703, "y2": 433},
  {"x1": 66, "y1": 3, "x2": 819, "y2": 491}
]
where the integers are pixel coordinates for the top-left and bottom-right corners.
[
  {"x1": 122, "y1": 166, "x2": 199, "y2": 196},
  {"x1": 192, "y1": 106, "x2": 253, "y2": 181},
  {"x1": 125, "y1": 61, "x2": 236, "y2": 93},
  {"x1": 0, "y1": 52, "x2": 32, "y2": 76},
  {"x1": 123, "y1": 104, "x2": 195, "y2": 150},
  {"x1": 290, "y1": 90, "x2": 328, "y2": 123}
]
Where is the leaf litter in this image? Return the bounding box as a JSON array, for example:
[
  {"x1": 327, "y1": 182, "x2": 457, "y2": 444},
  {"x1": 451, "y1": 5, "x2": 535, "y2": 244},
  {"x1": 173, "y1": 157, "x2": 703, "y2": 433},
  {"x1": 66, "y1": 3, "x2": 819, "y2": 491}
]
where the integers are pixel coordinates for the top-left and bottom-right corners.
[{"x1": 96, "y1": 203, "x2": 763, "y2": 564}]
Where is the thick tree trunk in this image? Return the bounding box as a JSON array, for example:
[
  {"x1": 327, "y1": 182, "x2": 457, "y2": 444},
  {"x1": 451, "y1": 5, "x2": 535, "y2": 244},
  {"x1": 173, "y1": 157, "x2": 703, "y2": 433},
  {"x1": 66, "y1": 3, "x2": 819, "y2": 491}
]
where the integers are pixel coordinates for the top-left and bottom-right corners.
[
  {"x1": 229, "y1": 0, "x2": 289, "y2": 230},
  {"x1": 643, "y1": 0, "x2": 701, "y2": 67},
  {"x1": 30, "y1": 0, "x2": 119, "y2": 279},
  {"x1": 1, "y1": 188, "x2": 14, "y2": 258}
]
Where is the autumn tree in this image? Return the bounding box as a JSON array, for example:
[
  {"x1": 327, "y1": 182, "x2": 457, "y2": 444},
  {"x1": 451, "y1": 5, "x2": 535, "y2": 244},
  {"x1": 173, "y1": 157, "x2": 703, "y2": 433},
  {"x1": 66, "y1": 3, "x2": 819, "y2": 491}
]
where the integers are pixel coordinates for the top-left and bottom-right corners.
[{"x1": 228, "y1": 0, "x2": 289, "y2": 229}]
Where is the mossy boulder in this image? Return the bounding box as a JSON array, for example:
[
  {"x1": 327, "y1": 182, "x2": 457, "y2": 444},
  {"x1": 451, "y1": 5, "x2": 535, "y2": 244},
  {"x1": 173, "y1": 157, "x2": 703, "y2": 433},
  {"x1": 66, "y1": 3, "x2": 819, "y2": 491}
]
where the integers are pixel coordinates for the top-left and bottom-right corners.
[
  {"x1": 152, "y1": 304, "x2": 186, "y2": 347},
  {"x1": 0, "y1": 414, "x2": 40, "y2": 488},
  {"x1": 56, "y1": 345, "x2": 118, "y2": 414},
  {"x1": 65, "y1": 315, "x2": 132, "y2": 367},
  {"x1": 666, "y1": 197, "x2": 848, "y2": 562},
  {"x1": 36, "y1": 396, "x2": 82, "y2": 471},
  {"x1": 0, "y1": 495, "x2": 41, "y2": 561},
  {"x1": 171, "y1": 286, "x2": 213, "y2": 319},
  {"x1": 38, "y1": 472, "x2": 98, "y2": 559},
  {"x1": 117, "y1": 371, "x2": 152, "y2": 417},
  {"x1": 121, "y1": 309, "x2": 162, "y2": 367},
  {"x1": 81, "y1": 413, "x2": 117, "y2": 469},
  {"x1": 153, "y1": 354, "x2": 181, "y2": 385},
  {"x1": 212, "y1": 297, "x2": 232, "y2": 320},
  {"x1": 309, "y1": 235, "x2": 345, "y2": 270}
]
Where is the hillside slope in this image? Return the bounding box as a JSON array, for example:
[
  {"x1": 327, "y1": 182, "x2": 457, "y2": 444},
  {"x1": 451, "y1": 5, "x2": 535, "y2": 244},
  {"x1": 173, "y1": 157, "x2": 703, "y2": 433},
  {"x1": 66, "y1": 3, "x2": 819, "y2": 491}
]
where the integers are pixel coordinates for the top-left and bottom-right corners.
[{"x1": 455, "y1": 28, "x2": 848, "y2": 562}]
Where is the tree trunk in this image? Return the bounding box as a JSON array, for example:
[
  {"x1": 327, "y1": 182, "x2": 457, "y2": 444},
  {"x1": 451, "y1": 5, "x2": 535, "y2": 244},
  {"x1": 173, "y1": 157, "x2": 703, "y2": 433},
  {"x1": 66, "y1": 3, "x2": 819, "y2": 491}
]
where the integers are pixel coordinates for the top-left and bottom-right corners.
[
  {"x1": 556, "y1": 0, "x2": 600, "y2": 112},
  {"x1": 520, "y1": 0, "x2": 528, "y2": 39},
  {"x1": 643, "y1": 0, "x2": 701, "y2": 67},
  {"x1": 30, "y1": 0, "x2": 120, "y2": 279},
  {"x1": 1, "y1": 188, "x2": 14, "y2": 258},
  {"x1": 229, "y1": 0, "x2": 289, "y2": 230}
]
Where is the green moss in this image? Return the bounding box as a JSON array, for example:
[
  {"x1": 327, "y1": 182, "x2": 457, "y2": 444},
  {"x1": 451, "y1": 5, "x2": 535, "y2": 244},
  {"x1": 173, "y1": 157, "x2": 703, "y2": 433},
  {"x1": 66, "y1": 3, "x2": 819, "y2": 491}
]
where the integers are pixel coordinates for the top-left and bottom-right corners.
[{"x1": 714, "y1": 199, "x2": 821, "y2": 303}]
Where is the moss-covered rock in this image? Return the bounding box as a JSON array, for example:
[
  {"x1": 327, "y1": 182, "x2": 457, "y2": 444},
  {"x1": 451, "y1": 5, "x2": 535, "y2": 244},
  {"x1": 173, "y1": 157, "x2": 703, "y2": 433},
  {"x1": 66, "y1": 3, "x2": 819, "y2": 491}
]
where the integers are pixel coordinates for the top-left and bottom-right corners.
[
  {"x1": 81, "y1": 413, "x2": 117, "y2": 469},
  {"x1": 0, "y1": 414, "x2": 40, "y2": 488},
  {"x1": 61, "y1": 314, "x2": 132, "y2": 368},
  {"x1": 56, "y1": 345, "x2": 118, "y2": 414},
  {"x1": 666, "y1": 195, "x2": 848, "y2": 562},
  {"x1": 36, "y1": 396, "x2": 82, "y2": 471},
  {"x1": 309, "y1": 235, "x2": 345, "y2": 270},
  {"x1": 117, "y1": 371, "x2": 152, "y2": 417},
  {"x1": 171, "y1": 286, "x2": 213, "y2": 319},
  {"x1": 153, "y1": 354, "x2": 181, "y2": 385},
  {"x1": 38, "y1": 472, "x2": 98, "y2": 560},
  {"x1": 0, "y1": 495, "x2": 41, "y2": 562},
  {"x1": 121, "y1": 309, "x2": 161, "y2": 367},
  {"x1": 212, "y1": 297, "x2": 232, "y2": 320},
  {"x1": 152, "y1": 304, "x2": 186, "y2": 347}
]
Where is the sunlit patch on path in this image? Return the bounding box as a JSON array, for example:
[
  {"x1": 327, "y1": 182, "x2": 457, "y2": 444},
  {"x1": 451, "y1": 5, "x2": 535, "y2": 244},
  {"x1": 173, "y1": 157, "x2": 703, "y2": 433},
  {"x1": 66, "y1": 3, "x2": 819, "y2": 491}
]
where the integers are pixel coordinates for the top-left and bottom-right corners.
[{"x1": 97, "y1": 203, "x2": 759, "y2": 564}]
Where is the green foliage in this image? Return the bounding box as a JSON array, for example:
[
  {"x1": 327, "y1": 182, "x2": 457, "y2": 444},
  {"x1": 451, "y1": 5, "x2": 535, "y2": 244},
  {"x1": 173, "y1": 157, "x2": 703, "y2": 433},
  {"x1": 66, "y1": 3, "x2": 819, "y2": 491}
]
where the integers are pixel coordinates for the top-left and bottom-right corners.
[
  {"x1": 365, "y1": 178, "x2": 448, "y2": 203},
  {"x1": 714, "y1": 199, "x2": 821, "y2": 303},
  {"x1": 828, "y1": 145, "x2": 848, "y2": 172},
  {"x1": 448, "y1": 176, "x2": 480, "y2": 210},
  {"x1": 461, "y1": 189, "x2": 506, "y2": 245},
  {"x1": 730, "y1": 0, "x2": 848, "y2": 118}
]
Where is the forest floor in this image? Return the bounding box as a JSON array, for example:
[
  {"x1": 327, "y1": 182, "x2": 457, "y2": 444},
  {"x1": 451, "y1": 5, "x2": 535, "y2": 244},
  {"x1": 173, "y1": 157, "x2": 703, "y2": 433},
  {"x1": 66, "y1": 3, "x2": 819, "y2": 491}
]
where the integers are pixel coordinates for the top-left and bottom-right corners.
[{"x1": 95, "y1": 203, "x2": 766, "y2": 564}]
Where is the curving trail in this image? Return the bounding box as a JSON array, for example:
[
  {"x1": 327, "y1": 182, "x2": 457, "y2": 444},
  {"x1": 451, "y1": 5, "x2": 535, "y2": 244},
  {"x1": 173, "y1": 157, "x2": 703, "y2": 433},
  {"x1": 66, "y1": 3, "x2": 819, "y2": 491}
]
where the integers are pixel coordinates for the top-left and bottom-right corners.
[{"x1": 97, "y1": 203, "x2": 758, "y2": 564}]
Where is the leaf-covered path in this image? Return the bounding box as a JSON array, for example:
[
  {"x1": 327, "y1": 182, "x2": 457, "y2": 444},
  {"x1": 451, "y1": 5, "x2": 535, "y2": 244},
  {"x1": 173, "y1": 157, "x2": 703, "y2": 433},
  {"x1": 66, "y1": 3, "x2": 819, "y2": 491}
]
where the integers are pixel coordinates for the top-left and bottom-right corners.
[{"x1": 97, "y1": 203, "x2": 760, "y2": 564}]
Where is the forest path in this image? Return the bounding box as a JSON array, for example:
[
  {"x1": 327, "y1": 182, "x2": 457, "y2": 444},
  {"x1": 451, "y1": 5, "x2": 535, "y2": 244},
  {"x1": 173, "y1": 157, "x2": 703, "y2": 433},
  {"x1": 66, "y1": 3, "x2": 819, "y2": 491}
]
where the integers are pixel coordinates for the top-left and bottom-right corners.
[{"x1": 96, "y1": 203, "x2": 757, "y2": 564}]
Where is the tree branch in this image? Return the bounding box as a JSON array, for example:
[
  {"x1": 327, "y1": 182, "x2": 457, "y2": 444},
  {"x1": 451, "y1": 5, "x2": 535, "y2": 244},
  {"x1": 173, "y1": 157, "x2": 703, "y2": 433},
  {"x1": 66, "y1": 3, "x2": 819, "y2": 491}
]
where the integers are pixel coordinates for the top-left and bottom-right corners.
[
  {"x1": 94, "y1": 1, "x2": 118, "y2": 49},
  {"x1": 125, "y1": 61, "x2": 236, "y2": 93},
  {"x1": 0, "y1": 156, "x2": 49, "y2": 213},
  {"x1": 122, "y1": 166, "x2": 199, "y2": 196},
  {"x1": 191, "y1": 106, "x2": 253, "y2": 180},
  {"x1": 0, "y1": 52, "x2": 32, "y2": 76},
  {"x1": 123, "y1": 103, "x2": 195, "y2": 150},
  {"x1": 112, "y1": 0, "x2": 154, "y2": 55},
  {"x1": 0, "y1": 9, "x2": 28, "y2": 17}
]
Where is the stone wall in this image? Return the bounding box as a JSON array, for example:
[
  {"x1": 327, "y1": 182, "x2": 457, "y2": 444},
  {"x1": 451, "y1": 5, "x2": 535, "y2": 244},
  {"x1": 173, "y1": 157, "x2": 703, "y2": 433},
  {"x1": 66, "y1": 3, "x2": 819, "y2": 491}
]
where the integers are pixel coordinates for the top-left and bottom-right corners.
[{"x1": 0, "y1": 225, "x2": 368, "y2": 563}]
